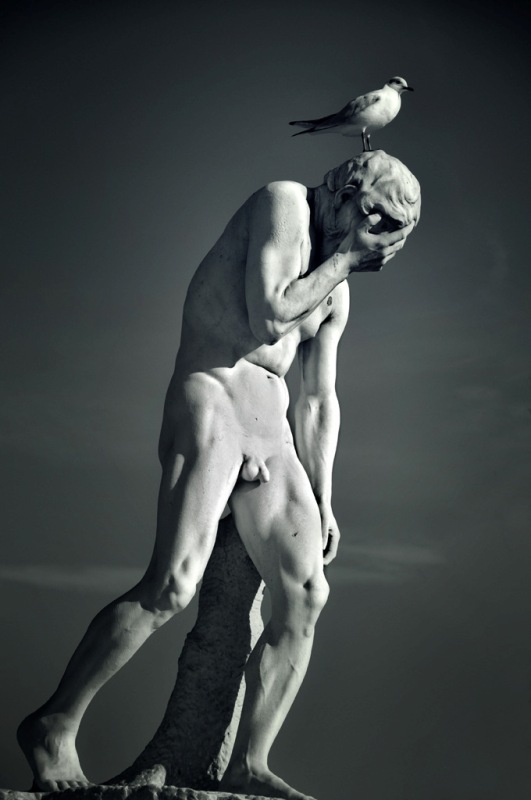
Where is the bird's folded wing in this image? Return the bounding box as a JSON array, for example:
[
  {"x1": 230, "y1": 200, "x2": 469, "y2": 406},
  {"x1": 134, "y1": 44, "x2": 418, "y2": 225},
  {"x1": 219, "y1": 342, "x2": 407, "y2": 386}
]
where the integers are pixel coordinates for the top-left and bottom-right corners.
[
  {"x1": 289, "y1": 111, "x2": 342, "y2": 129},
  {"x1": 288, "y1": 91, "x2": 381, "y2": 132},
  {"x1": 288, "y1": 119, "x2": 317, "y2": 129},
  {"x1": 347, "y1": 92, "x2": 381, "y2": 115}
]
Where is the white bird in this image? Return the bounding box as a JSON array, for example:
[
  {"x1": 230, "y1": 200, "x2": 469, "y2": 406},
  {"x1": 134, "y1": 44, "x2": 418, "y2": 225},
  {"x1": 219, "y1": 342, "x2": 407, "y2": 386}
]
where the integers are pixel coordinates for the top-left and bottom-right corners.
[{"x1": 289, "y1": 76, "x2": 414, "y2": 151}]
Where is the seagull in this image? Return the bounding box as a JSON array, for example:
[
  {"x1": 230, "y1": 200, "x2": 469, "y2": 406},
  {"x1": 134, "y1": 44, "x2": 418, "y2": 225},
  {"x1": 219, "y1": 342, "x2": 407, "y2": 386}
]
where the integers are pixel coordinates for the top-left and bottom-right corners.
[{"x1": 289, "y1": 76, "x2": 414, "y2": 151}]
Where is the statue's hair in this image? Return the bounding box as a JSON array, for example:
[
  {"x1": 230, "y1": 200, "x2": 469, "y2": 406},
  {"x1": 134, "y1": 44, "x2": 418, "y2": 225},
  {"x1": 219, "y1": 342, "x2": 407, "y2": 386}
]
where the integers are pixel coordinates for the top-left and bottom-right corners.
[{"x1": 323, "y1": 150, "x2": 421, "y2": 228}]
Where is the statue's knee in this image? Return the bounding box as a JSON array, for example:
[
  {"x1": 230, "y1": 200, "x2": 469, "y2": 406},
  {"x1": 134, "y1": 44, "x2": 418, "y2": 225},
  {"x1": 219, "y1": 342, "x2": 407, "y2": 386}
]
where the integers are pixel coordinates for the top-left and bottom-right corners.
[
  {"x1": 303, "y1": 575, "x2": 330, "y2": 625},
  {"x1": 275, "y1": 574, "x2": 329, "y2": 638},
  {"x1": 141, "y1": 570, "x2": 197, "y2": 625}
]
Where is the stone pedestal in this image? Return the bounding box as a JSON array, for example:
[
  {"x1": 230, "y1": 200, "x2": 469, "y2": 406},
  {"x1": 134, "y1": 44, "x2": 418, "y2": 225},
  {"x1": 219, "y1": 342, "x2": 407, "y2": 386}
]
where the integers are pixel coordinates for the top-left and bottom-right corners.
[{"x1": 0, "y1": 789, "x2": 280, "y2": 800}]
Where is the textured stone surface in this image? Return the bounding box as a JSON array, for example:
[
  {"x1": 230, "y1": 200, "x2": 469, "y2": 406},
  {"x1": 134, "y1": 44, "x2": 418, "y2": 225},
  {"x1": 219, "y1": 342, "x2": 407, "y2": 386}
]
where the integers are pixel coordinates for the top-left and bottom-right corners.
[
  {"x1": 0, "y1": 788, "x2": 280, "y2": 800},
  {"x1": 113, "y1": 515, "x2": 265, "y2": 788}
]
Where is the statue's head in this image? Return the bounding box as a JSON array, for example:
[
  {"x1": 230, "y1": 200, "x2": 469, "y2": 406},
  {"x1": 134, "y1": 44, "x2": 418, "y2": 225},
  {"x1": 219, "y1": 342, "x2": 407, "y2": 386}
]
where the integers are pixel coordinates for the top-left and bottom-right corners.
[{"x1": 323, "y1": 150, "x2": 421, "y2": 236}]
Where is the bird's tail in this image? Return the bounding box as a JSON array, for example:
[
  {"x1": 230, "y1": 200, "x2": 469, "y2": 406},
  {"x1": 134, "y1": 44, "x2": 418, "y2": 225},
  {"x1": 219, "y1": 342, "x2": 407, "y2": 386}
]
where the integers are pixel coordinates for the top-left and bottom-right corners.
[{"x1": 289, "y1": 120, "x2": 316, "y2": 137}]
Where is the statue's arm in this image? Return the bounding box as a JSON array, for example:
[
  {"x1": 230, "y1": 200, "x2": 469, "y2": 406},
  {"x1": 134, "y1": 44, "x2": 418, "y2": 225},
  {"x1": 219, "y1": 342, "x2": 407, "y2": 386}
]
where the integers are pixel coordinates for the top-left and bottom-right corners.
[
  {"x1": 245, "y1": 181, "x2": 410, "y2": 345},
  {"x1": 294, "y1": 282, "x2": 350, "y2": 565},
  {"x1": 244, "y1": 182, "x2": 351, "y2": 345}
]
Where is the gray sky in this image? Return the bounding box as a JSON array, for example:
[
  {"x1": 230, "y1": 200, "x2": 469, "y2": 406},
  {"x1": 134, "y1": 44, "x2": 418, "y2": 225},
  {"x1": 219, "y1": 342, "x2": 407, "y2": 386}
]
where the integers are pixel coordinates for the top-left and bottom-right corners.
[{"x1": 1, "y1": 1, "x2": 531, "y2": 798}]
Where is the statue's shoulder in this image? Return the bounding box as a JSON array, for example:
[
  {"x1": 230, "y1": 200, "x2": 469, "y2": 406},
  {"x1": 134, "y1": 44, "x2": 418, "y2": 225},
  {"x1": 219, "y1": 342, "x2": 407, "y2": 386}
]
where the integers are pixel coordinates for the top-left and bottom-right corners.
[
  {"x1": 251, "y1": 181, "x2": 309, "y2": 222},
  {"x1": 262, "y1": 179, "x2": 307, "y2": 195},
  {"x1": 261, "y1": 180, "x2": 307, "y2": 203}
]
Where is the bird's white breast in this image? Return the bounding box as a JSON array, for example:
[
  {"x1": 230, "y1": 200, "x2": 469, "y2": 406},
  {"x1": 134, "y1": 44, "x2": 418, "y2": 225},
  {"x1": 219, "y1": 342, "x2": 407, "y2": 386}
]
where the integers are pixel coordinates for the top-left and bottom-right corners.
[{"x1": 365, "y1": 89, "x2": 401, "y2": 131}]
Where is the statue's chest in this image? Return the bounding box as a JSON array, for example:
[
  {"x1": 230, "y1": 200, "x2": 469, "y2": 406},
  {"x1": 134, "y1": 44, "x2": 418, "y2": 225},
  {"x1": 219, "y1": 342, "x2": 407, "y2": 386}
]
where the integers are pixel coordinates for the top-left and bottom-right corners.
[
  {"x1": 297, "y1": 292, "x2": 333, "y2": 342},
  {"x1": 296, "y1": 238, "x2": 336, "y2": 341}
]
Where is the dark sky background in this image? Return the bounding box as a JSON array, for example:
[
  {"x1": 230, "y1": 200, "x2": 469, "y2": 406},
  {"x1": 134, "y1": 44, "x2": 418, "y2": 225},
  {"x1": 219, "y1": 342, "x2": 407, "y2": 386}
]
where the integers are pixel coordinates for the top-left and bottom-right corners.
[{"x1": 1, "y1": 1, "x2": 531, "y2": 798}]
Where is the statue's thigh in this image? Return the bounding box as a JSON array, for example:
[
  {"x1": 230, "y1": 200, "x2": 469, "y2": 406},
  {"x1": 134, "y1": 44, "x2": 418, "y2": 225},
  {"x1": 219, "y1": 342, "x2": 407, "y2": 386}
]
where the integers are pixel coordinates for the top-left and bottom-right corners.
[
  {"x1": 153, "y1": 433, "x2": 243, "y2": 574},
  {"x1": 230, "y1": 445, "x2": 323, "y2": 590}
]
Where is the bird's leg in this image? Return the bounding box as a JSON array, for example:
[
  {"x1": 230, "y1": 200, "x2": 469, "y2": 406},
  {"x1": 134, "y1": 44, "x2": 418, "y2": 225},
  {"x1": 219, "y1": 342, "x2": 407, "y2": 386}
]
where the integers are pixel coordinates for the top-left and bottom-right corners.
[
  {"x1": 361, "y1": 132, "x2": 368, "y2": 152},
  {"x1": 366, "y1": 133, "x2": 372, "y2": 151}
]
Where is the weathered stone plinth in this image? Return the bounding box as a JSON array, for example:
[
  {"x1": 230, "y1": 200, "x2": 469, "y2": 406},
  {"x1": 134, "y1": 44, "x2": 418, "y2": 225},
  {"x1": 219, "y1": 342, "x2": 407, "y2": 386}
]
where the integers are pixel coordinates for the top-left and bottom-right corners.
[{"x1": 0, "y1": 788, "x2": 283, "y2": 800}]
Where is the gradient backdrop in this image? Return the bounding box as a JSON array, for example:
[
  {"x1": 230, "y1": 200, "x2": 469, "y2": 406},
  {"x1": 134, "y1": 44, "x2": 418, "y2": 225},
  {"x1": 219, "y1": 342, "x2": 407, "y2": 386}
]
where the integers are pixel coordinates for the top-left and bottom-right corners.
[{"x1": 1, "y1": 1, "x2": 530, "y2": 798}]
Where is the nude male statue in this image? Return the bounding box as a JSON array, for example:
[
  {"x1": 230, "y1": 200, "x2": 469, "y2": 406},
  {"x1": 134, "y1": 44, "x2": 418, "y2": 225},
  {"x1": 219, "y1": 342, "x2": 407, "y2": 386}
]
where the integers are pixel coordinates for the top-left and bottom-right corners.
[{"x1": 18, "y1": 150, "x2": 420, "y2": 800}]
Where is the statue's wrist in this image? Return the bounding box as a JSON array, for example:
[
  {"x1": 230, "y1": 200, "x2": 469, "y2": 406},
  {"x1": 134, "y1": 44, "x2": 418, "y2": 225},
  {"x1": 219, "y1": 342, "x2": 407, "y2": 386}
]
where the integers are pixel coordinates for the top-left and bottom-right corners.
[
  {"x1": 315, "y1": 493, "x2": 332, "y2": 509},
  {"x1": 335, "y1": 249, "x2": 360, "y2": 274}
]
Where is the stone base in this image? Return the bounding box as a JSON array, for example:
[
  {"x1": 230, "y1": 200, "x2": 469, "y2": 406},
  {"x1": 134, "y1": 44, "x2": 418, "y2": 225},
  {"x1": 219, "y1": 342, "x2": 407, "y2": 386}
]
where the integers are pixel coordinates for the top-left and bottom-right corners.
[{"x1": 0, "y1": 786, "x2": 282, "y2": 800}]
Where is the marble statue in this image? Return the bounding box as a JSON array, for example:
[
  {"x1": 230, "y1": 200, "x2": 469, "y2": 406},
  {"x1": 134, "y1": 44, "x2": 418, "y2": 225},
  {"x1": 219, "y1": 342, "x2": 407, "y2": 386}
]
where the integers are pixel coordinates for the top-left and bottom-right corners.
[{"x1": 17, "y1": 150, "x2": 421, "y2": 800}]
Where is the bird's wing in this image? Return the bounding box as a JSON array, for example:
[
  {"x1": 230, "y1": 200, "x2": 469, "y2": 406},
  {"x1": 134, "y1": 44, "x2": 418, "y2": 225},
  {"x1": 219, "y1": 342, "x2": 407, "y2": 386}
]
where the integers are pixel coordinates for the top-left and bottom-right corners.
[
  {"x1": 288, "y1": 119, "x2": 317, "y2": 129},
  {"x1": 346, "y1": 91, "x2": 381, "y2": 116},
  {"x1": 289, "y1": 92, "x2": 381, "y2": 129},
  {"x1": 289, "y1": 109, "x2": 345, "y2": 129}
]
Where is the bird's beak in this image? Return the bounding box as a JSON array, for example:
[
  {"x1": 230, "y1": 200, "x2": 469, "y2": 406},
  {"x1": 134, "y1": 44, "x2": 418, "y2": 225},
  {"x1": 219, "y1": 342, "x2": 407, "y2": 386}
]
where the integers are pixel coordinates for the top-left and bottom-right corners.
[{"x1": 405, "y1": 86, "x2": 414, "y2": 91}]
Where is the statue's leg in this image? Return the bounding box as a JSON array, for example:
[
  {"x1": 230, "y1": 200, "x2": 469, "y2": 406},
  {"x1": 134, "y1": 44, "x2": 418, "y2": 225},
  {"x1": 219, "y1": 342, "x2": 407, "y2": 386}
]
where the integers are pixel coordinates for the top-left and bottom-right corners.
[
  {"x1": 17, "y1": 434, "x2": 242, "y2": 792},
  {"x1": 114, "y1": 514, "x2": 264, "y2": 789},
  {"x1": 222, "y1": 444, "x2": 326, "y2": 800}
]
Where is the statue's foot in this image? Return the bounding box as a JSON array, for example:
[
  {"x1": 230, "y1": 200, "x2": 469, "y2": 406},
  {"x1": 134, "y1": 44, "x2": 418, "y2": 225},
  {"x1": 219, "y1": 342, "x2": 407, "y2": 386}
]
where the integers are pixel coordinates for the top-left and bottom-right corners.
[
  {"x1": 17, "y1": 712, "x2": 91, "y2": 791},
  {"x1": 221, "y1": 763, "x2": 317, "y2": 800}
]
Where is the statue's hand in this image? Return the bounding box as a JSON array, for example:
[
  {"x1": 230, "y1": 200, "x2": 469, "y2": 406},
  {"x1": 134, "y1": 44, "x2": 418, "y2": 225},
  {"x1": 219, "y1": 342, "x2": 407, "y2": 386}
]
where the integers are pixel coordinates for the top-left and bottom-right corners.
[
  {"x1": 319, "y1": 502, "x2": 340, "y2": 565},
  {"x1": 338, "y1": 209, "x2": 414, "y2": 273}
]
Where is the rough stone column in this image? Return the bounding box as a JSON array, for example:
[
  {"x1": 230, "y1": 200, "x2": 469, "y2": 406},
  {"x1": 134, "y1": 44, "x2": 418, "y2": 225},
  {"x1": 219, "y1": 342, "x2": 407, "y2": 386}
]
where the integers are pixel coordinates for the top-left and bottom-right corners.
[{"x1": 112, "y1": 514, "x2": 264, "y2": 790}]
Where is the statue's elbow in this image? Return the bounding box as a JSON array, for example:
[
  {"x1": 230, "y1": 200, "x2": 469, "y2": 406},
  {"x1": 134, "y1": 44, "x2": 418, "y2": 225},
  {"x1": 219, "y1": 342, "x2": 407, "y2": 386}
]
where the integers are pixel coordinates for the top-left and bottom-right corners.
[{"x1": 248, "y1": 315, "x2": 285, "y2": 346}]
